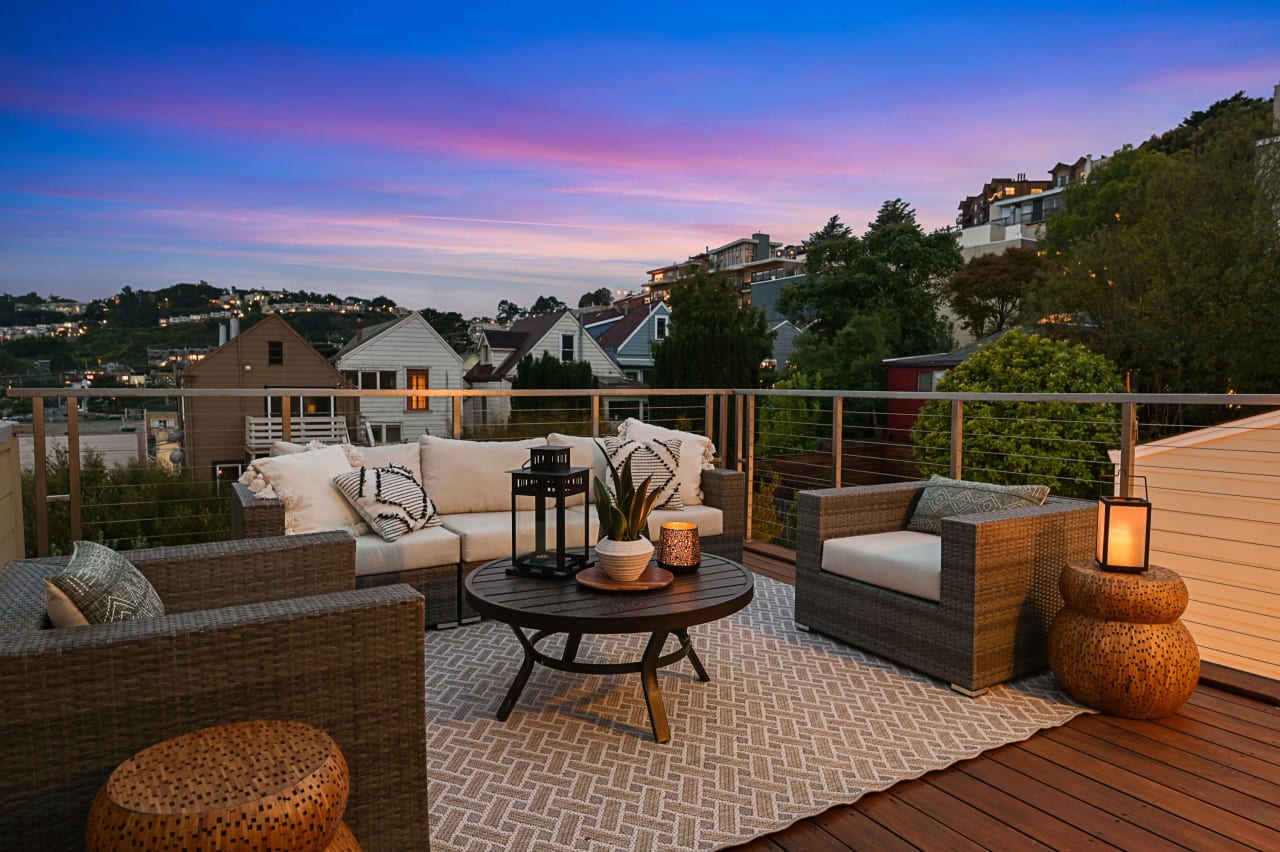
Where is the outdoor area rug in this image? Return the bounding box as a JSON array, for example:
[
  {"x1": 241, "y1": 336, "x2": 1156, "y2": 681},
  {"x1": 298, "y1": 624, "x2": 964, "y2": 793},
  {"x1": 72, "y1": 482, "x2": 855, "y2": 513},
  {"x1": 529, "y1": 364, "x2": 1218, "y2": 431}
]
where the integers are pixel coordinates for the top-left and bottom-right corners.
[{"x1": 425, "y1": 575, "x2": 1089, "y2": 851}]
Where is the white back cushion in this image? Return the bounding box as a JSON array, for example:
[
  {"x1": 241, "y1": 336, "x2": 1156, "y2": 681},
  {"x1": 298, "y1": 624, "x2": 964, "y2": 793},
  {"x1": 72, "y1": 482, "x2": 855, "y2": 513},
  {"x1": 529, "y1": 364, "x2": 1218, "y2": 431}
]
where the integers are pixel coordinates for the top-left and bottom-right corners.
[{"x1": 419, "y1": 435, "x2": 546, "y2": 515}]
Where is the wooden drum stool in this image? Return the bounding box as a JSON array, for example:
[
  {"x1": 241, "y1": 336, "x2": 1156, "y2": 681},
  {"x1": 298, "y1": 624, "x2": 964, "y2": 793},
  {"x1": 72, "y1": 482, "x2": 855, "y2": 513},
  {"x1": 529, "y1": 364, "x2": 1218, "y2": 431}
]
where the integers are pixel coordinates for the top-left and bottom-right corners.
[
  {"x1": 87, "y1": 719, "x2": 360, "y2": 851},
  {"x1": 1048, "y1": 560, "x2": 1200, "y2": 719}
]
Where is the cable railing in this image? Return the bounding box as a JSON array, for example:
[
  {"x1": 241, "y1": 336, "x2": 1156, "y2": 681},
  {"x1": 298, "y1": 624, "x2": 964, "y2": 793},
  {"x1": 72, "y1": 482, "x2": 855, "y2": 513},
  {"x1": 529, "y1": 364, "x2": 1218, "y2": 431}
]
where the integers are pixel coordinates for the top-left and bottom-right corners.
[{"x1": 5, "y1": 385, "x2": 1279, "y2": 682}]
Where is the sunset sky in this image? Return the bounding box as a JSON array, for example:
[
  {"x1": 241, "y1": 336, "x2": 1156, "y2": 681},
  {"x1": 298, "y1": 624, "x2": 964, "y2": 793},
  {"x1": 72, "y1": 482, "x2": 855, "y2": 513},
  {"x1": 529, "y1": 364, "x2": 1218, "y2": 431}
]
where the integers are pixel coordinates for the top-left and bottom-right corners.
[{"x1": 2, "y1": 3, "x2": 1277, "y2": 319}]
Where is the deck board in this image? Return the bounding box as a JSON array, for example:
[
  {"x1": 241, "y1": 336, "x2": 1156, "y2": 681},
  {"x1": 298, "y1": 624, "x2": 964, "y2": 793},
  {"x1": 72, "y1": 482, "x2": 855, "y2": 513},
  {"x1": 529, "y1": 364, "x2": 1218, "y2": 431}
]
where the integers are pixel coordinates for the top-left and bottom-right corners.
[{"x1": 728, "y1": 544, "x2": 1280, "y2": 851}]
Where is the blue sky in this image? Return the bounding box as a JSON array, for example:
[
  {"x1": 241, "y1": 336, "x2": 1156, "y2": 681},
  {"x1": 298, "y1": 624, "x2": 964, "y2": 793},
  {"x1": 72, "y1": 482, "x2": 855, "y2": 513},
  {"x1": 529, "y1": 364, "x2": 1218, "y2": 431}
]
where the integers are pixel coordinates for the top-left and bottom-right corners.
[{"x1": 2, "y1": 2, "x2": 1277, "y2": 318}]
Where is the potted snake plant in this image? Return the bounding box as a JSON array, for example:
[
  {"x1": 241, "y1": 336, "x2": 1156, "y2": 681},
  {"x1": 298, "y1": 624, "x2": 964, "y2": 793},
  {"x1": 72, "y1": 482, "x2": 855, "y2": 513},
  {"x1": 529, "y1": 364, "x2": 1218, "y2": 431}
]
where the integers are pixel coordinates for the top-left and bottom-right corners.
[{"x1": 593, "y1": 442, "x2": 662, "y2": 581}]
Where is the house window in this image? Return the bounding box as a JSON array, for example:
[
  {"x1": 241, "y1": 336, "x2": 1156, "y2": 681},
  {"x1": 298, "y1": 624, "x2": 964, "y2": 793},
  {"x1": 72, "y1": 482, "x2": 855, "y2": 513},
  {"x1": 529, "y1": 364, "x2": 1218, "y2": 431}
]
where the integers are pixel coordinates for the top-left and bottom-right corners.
[
  {"x1": 655, "y1": 316, "x2": 668, "y2": 340},
  {"x1": 267, "y1": 341, "x2": 283, "y2": 365},
  {"x1": 212, "y1": 460, "x2": 247, "y2": 491},
  {"x1": 369, "y1": 423, "x2": 403, "y2": 444},
  {"x1": 561, "y1": 334, "x2": 575, "y2": 362},
  {"x1": 916, "y1": 370, "x2": 947, "y2": 392},
  {"x1": 267, "y1": 394, "x2": 335, "y2": 416},
  {"x1": 406, "y1": 369, "x2": 429, "y2": 411},
  {"x1": 342, "y1": 370, "x2": 399, "y2": 390}
]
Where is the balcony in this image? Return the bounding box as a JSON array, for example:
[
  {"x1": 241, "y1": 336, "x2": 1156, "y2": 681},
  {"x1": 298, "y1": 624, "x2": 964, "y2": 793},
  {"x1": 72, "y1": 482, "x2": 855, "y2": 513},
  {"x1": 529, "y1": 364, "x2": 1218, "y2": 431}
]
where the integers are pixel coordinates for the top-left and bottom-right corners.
[{"x1": 3, "y1": 386, "x2": 1278, "y2": 849}]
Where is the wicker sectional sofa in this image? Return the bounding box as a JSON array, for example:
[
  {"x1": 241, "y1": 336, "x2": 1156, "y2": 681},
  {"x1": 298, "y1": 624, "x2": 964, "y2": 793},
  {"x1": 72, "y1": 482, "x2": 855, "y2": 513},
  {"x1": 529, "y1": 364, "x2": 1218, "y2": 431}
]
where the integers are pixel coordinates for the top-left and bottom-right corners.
[
  {"x1": 232, "y1": 432, "x2": 746, "y2": 628},
  {"x1": 0, "y1": 532, "x2": 430, "y2": 851}
]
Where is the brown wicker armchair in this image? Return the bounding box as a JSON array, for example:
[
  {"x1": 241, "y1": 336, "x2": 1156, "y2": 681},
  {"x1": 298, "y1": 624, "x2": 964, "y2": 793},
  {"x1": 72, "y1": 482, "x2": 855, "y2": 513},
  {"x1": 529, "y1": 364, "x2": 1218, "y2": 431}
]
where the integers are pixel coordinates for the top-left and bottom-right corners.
[
  {"x1": 794, "y1": 481, "x2": 1096, "y2": 694},
  {"x1": 0, "y1": 532, "x2": 430, "y2": 851}
]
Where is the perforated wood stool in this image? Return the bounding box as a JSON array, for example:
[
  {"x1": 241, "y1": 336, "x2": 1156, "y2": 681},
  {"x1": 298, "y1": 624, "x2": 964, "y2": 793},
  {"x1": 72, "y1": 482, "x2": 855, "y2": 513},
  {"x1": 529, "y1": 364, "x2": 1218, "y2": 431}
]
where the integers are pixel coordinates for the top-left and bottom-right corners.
[
  {"x1": 86, "y1": 719, "x2": 360, "y2": 851},
  {"x1": 1048, "y1": 560, "x2": 1200, "y2": 719}
]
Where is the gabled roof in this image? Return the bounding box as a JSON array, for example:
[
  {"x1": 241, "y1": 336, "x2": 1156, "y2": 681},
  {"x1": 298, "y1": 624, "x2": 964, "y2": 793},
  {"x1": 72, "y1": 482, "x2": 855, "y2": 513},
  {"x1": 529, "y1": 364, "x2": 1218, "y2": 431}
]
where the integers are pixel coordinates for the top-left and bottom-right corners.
[
  {"x1": 331, "y1": 312, "x2": 464, "y2": 366},
  {"x1": 580, "y1": 307, "x2": 622, "y2": 327},
  {"x1": 468, "y1": 310, "x2": 570, "y2": 383},
  {"x1": 881, "y1": 326, "x2": 1020, "y2": 369},
  {"x1": 1129, "y1": 407, "x2": 1280, "y2": 458},
  {"x1": 482, "y1": 330, "x2": 527, "y2": 350},
  {"x1": 180, "y1": 313, "x2": 342, "y2": 380},
  {"x1": 597, "y1": 302, "x2": 664, "y2": 351}
]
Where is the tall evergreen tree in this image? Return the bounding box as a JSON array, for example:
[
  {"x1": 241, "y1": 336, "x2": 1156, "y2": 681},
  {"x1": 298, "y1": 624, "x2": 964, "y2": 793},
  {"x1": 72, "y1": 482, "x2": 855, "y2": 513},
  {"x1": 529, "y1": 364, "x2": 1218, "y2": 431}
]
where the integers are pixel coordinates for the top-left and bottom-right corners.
[{"x1": 650, "y1": 271, "x2": 773, "y2": 389}]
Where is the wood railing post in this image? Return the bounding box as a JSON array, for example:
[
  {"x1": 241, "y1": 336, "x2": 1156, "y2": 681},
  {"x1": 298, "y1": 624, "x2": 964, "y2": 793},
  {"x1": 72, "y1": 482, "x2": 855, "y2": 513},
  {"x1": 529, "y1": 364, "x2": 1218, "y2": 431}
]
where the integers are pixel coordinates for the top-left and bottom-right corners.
[
  {"x1": 718, "y1": 394, "x2": 729, "y2": 468},
  {"x1": 452, "y1": 396, "x2": 463, "y2": 439},
  {"x1": 950, "y1": 400, "x2": 964, "y2": 480},
  {"x1": 734, "y1": 394, "x2": 744, "y2": 471},
  {"x1": 67, "y1": 400, "x2": 81, "y2": 542},
  {"x1": 1119, "y1": 402, "x2": 1137, "y2": 498},
  {"x1": 745, "y1": 395, "x2": 756, "y2": 541},
  {"x1": 33, "y1": 397, "x2": 48, "y2": 556},
  {"x1": 591, "y1": 393, "x2": 600, "y2": 438},
  {"x1": 281, "y1": 396, "x2": 292, "y2": 443}
]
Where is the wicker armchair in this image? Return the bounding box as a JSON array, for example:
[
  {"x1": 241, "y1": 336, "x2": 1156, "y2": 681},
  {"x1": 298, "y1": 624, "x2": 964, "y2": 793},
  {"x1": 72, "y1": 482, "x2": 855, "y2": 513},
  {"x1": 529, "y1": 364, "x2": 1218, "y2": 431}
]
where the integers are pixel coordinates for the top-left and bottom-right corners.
[
  {"x1": 0, "y1": 532, "x2": 430, "y2": 851},
  {"x1": 795, "y1": 481, "x2": 1096, "y2": 694}
]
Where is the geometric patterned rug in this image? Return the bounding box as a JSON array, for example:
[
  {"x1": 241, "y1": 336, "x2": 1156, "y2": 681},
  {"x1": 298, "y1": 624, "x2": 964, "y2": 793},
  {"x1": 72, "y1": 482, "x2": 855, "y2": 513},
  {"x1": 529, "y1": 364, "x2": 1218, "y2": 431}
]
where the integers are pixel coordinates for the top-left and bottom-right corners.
[{"x1": 425, "y1": 575, "x2": 1089, "y2": 851}]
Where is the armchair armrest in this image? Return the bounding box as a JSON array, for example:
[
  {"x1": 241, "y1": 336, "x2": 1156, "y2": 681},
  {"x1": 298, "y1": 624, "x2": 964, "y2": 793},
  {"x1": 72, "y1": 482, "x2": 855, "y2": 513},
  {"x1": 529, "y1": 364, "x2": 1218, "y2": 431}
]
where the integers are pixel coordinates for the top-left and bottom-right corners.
[
  {"x1": 699, "y1": 468, "x2": 745, "y2": 560},
  {"x1": 231, "y1": 481, "x2": 286, "y2": 539},
  {"x1": 0, "y1": 584, "x2": 428, "y2": 851},
  {"x1": 796, "y1": 482, "x2": 924, "y2": 577}
]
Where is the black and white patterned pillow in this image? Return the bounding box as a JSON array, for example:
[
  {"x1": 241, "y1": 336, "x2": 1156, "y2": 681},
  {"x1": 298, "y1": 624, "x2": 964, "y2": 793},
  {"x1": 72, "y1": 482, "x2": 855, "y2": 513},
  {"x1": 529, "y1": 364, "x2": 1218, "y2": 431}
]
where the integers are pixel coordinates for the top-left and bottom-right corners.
[
  {"x1": 44, "y1": 541, "x2": 166, "y2": 628},
  {"x1": 332, "y1": 463, "x2": 442, "y2": 542},
  {"x1": 601, "y1": 436, "x2": 683, "y2": 510}
]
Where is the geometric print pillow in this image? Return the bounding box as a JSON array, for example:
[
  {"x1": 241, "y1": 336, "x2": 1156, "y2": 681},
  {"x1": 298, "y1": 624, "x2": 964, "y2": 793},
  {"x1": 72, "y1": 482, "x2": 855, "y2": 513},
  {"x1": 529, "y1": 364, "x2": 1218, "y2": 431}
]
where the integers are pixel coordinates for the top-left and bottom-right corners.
[
  {"x1": 905, "y1": 474, "x2": 1050, "y2": 535},
  {"x1": 600, "y1": 436, "x2": 683, "y2": 510},
  {"x1": 331, "y1": 463, "x2": 442, "y2": 542},
  {"x1": 43, "y1": 540, "x2": 166, "y2": 628}
]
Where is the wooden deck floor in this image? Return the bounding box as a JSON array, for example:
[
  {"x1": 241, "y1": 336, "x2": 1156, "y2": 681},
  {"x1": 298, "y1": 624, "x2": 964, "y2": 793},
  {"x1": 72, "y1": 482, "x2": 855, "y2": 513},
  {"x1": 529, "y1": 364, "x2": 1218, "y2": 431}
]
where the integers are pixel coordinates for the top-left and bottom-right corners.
[{"x1": 732, "y1": 545, "x2": 1280, "y2": 851}]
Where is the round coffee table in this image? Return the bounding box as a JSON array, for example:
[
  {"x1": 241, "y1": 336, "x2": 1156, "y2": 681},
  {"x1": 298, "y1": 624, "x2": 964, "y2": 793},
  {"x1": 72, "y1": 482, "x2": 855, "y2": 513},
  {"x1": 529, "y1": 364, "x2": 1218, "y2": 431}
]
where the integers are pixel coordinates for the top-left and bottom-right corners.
[
  {"x1": 86, "y1": 719, "x2": 359, "y2": 851},
  {"x1": 465, "y1": 552, "x2": 754, "y2": 743}
]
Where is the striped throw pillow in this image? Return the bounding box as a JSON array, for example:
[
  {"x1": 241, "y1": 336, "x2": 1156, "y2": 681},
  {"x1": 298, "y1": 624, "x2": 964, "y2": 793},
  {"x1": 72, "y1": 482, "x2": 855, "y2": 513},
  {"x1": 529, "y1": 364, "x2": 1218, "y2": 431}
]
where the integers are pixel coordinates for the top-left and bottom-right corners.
[
  {"x1": 601, "y1": 436, "x2": 683, "y2": 510},
  {"x1": 332, "y1": 463, "x2": 442, "y2": 542}
]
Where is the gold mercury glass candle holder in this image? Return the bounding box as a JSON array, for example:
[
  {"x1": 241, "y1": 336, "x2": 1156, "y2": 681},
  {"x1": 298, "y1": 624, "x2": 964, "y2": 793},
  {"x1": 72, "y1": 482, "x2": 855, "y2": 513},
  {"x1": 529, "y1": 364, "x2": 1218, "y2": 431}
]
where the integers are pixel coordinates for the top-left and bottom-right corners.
[{"x1": 657, "y1": 522, "x2": 701, "y2": 573}]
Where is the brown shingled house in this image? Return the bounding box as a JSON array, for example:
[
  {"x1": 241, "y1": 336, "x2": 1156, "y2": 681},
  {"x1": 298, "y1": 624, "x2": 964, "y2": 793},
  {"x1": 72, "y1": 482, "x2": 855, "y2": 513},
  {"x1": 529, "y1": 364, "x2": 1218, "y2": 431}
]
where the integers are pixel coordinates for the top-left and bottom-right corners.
[{"x1": 178, "y1": 314, "x2": 356, "y2": 481}]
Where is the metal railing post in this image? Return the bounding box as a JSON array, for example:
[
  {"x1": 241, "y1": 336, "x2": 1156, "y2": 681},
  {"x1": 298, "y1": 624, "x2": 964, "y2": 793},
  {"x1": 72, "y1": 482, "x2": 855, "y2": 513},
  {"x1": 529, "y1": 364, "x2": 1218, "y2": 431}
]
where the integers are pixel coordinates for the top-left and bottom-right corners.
[
  {"x1": 1119, "y1": 402, "x2": 1137, "y2": 498},
  {"x1": 33, "y1": 397, "x2": 48, "y2": 556},
  {"x1": 950, "y1": 400, "x2": 964, "y2": 480},
  {"x1": 745, "y1": 395, "x2": 756, "y2": 541},
  {"x1": 832, "y1": 395, "x2": 843, "y2": 488}
]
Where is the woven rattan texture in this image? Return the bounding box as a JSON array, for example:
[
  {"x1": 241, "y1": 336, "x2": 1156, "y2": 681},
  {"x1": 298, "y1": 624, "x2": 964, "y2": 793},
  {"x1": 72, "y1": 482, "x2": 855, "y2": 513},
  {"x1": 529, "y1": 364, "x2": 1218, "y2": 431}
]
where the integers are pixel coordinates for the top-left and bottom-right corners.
[
  {"x1": 794, "y1": 482, "x2": 1096, "y2": 693},
  {"x1": 0, "y1": 533, "x2": 429, "y2": 851}
]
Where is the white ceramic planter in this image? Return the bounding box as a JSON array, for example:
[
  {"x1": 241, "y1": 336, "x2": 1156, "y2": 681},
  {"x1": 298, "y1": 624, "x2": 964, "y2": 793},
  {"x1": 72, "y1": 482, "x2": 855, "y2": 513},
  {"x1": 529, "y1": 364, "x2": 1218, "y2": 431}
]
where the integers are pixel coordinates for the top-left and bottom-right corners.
[{"x1": 595, "y1": 537, "x2": 655, "y2": 582}]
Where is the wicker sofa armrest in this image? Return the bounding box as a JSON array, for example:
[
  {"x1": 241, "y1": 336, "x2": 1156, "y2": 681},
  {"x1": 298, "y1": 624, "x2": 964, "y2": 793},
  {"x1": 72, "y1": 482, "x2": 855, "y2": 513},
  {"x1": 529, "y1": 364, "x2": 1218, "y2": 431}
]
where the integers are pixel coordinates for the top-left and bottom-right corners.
[
  {"x1": 938, "y1": 496, "x2": 1096, "y2": 615},
  {"x1": 795, "y1": 482, "x2": 924, "y2": 576},
  {"x1": 0, "y1": 584, "x2": 428, "y2": 851},
  {"x1": 231, "y1": 481, "x2": 286, "y2": 539}
]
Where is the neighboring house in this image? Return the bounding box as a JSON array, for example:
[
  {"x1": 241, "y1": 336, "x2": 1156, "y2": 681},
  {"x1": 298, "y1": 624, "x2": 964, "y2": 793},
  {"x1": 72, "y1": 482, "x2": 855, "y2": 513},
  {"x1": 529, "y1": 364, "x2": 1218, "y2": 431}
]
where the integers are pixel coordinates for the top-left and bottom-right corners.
[
  {"x1": 1107, "y1": 408, "x2": 1280, "y2": 682},
  {"x1": 957, "y1": 156, "x2": 1105, "y2": 261},
  {"x1": 580, "y1": 306, "x2": 623, "y2": 339},
  {"x1": 596, "y1": 301, "x2": 670, "y2": 384},
  {"x1": 465, "y1": 310, "x2": 630, "y2": 429},
  {"x1": 644, "y1": 232, "x2": 803, "y2": 305},
  {"x1": 332, "y1": 313, "x2": 466, "y2": 444},
  {"x1": 880, "y1": 329, "x2": 1016, "y2": 442},
  {"x1": 178, "y1": 313, "x2": 356, "y2": 482},
  {"x1": 766, "y1": 319, "x2": 802, "y2": 373}
]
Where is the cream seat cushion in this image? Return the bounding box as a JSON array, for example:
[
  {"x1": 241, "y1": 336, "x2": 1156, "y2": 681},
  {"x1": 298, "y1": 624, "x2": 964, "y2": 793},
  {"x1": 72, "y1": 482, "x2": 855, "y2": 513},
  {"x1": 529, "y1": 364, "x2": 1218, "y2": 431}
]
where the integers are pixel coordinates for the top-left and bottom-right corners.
[
  {"x1": 820, "y1": 530, "x2": 942, "y2": 603},
  {"x1": 442, "y1": 510, "x2": 600, "y2": 563},
  {"x1": 354, "y1": 525, "x2": 461, "y2": 578},
  {"x1": 570, "y1": 503, "x2": 723, "y2": 542}
]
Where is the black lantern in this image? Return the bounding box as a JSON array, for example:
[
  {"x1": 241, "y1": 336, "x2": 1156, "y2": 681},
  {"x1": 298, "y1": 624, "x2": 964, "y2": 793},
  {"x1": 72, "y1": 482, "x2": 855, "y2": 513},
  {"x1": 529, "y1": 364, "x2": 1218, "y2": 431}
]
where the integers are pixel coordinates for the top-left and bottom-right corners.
[
  {"x1": 1096, "y1": 490, "x2": 1152, "y2": 574},
  {"x1": 507, "y1": 444, "x2": 590, "y2": 578}
]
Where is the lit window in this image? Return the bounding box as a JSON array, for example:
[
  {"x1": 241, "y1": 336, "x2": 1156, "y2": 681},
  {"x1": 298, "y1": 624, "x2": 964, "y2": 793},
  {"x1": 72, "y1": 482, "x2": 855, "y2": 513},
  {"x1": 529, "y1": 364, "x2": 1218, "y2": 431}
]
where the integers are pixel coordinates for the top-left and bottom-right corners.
[{"x1": 407, "y1": 369, "x2": 429, "y2": 411}]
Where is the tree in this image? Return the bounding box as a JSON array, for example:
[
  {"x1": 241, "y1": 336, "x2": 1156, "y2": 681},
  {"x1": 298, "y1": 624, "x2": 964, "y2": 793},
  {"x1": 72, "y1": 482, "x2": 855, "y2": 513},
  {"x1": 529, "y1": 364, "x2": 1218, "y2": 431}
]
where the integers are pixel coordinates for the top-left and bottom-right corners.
[
  {"x1": 755, "y1": 372, "x2": 826, "y2": 458},
  {"x1": 944, "y1": 247, "x2": 1048, "y2": 338},
  {"x1": 529, "y1": 295, "x2": 568, "y2": 315},
  {"x1": 578, "y1": 287, "x2": 613, "y2": 308},
  {"x1": 803, "y1": 214, "x2": 852, "y2": 250},
  {"x1": 496, "y1": 299, "x2": 525, "y2": 324},
  {"x1": 650, "y1": 270, "x2": 774, "y2": 389},
  {"x1": 420, "y1": 308, "x2": 472, "y2": 354},
  {"x1": 912, "y1": 331, "x2": 1124, "y2": 497},
  {"x1": 509, "y1": 352, "x2": 596, "y2": 429},
  {"x1": 1140, "y1": 91, "x2": 1273, "y2": 156},
  {"x1": 779, "y1": 200, "x2": 960, "y2": 389},
  {"x1": 1036, "y1": 95, "x2": 1280, "y2": 393}
]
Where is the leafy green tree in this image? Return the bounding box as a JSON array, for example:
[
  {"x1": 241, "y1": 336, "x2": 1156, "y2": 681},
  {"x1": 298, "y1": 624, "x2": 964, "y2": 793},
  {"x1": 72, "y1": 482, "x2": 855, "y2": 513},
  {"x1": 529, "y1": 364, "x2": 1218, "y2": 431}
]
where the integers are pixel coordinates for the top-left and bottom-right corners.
[
  {"x1": 780, "y1": 200, "x2": 959, "y2": 389},
  {"x1": 650, "y1": 270, "x2": 774, "y2": 389},
  {"x1": 496, "y1": 299, "x2": 525, "y2": 324},
  {"x1": 912, "y1": 331, "x2": 1124, "y2": 497},
  {"x1": 530, "y1": 295, "x2": 568, "y2": 315},
  {"x1": 755, "y1": 372, "x2": 826, "y2": 458},
  {"x1": 1037, "y1": 96, "x2": 1280, "y2": 393},
  {"x1": 1140, "y1": 92, "x2": 1273, "y2": 156},
  {"x1": 944, "y1": 247, "x2": 1048, "y2": 338},
  {"x1": 578, "y1": 287, "x2": 613, "y2": 308},
  {"x1": 509, "y1": 352, "x2": 595, "y2": 429},
  {"x1": 420, "y1": 308, "x2": 472, "y2": 354},
  {"x1": 803, "y1": 214, "x2": 852, "y2": 250}
]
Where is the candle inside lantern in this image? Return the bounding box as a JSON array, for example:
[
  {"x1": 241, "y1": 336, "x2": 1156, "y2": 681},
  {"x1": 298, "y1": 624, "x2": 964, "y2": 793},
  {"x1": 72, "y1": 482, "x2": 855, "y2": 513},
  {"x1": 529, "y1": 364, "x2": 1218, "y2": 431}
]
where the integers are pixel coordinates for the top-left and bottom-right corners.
[
  {"x1": 1096, "y1": 494, "x2": 1151, "y2": 573},
  {"x1": 657, "y1": 522, "x2": 701, "y2": 573}
]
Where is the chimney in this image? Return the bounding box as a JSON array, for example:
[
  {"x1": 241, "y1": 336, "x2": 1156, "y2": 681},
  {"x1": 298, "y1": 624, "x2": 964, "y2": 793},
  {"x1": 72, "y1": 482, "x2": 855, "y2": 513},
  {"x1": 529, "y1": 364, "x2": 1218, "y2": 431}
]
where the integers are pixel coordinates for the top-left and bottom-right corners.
[
  {"x1": 1017, "y1": 172, "x2": 1026, "y2": 182},
  {"x1": 229, "y1": 317, "x2": 240, "y2": 339},
  {"x1": 218, "y1": 324, "x2": 228, "y2": 346},
  {"x1": 356, "y1": 317, "x2": 364, "y2": 343},
  {"x1": 752, "y1": 232, "x2": 770, "y2": 262}
]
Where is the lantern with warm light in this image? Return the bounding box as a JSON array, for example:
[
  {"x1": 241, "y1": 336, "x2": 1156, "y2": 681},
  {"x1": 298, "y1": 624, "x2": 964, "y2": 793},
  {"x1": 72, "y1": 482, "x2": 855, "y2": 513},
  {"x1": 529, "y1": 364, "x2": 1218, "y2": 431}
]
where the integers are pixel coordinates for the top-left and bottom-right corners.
[
  {"x1": 657, "y1": 522, "x2": 701, "y2": 573},
  {"x1": 1096, "y1": 494, "x2": 1151, "y2": 573}
]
